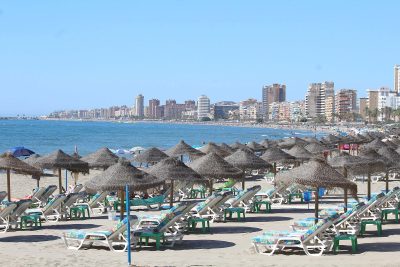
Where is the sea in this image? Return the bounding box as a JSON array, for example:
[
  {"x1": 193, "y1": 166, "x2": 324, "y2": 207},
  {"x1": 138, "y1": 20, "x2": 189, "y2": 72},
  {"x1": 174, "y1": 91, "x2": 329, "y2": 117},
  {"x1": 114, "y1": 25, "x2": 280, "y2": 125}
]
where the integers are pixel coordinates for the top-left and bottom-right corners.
[{"x1": 0, "y1": 120, "x2": 325, "y2": 156}]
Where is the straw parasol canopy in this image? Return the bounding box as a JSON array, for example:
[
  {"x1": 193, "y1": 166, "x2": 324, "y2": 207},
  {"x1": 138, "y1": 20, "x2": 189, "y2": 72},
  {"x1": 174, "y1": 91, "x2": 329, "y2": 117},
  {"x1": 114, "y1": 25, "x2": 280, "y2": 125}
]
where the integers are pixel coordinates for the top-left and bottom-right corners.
[
  {"x1": 225, "y1": 149, "x2": 272, "y2": 170},
  {"x1": 363, "y1": 138, "x2": 387, "y2": 151},
  {"x1": 230, "y1": 142, "x2": 248, "y2": 151},
  {"x1": 199, "y1": 142, "x2": 231, "y2": 157},
  {"x1": 276, "y1": 158, "x2": 358, "y2": 220},
  {"x1": 286, "y1": 145, "x2": 313, "y2": 161},
  {"x1": 0, "y1": 153, "x2": 42, "y2": 201},
  {"x1": 133, "y1": 147, "x2": 169, "y2": 165},
  {"x1": 225, "y1": 148, "x2": 271, "y2": 189},
  {"x1": 165, "y1": 140, "x2": 205, "y2": 158},
  {"x1": 81, "y1": 147, "x2": 119, "y2": 170},
  {"x1": 304, "y1": 143, "x2": 328, "y2": 154},
  {"x1": 261, "y1": 147, "x2": 296, "y2": 163},
  {"x1": 278, "y1": 137, "x2": 308, "y2": 149},
  {"x1": 90, "y1": 158, "x2": 165, "y2": 192},
  {"x1": 390, "y1": 138, "x2": 400, "y2": 146},
  {"x1": 148, "y1": 157, "x2": 205, "y2": 206},
  {"x1": 86, "y1": 158, "x2": 164, "y2": 219},
  {"x1": 383, "y1": 139, "x2": 398, "y2": 148},
  {"x1": 188, "y1": 152, "x2": 243, "y2": 194},
  {"x1": 23, "y1": 154, "x2": 41, "y2": 166},
  {"x1": 219, "y1": 143, "x2": 236, "y2": 154},
  {"x1": 321, "y1": 134, "x2": 340, "y2": 145},
  {"x1": 35, "y1": 149, "x2": 89, "y2": 193},
  {"x1": 260, "y1": 139, "x2": 277, "y2": 149},
  {"x1": 246, "y1": 141, "x2": 267, "y2": 152},
  {"x1": 302, "y1": 136, "x2": 321, "y2": 144}
]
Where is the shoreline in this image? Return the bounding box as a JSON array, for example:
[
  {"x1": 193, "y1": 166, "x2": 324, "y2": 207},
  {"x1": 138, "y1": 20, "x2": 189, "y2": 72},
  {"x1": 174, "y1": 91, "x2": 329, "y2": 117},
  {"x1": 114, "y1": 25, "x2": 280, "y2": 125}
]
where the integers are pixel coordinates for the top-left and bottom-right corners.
[{"x1": 38, "y1": 118, "x2": 351, "y2": 135}]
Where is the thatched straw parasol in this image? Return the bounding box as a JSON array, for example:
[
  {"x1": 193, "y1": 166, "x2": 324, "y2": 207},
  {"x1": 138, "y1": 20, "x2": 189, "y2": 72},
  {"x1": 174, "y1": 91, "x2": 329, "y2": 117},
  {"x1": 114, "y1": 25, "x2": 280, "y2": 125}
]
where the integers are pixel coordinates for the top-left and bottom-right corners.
[
  {"x1": 219, "y1": 143, "x2": 236, "y2": 154},
  {"x1": 276, "y1": 158, "x2": 357, "y2": 222},
  {"x1": 261, "y1": 147, "x2": 296, "y2": 177},
  {"x1": 0, "y1": 153, "x2": 42, "y2": 201},
  {"x1": 199, "y1": 142, "x2": 231, "y2": 157},
  {"x1": 302, "y1": 137, "x2": 321, "y2": 144},
  {"x1": 148, "y1": 157, "x2": 204, "y2": 207},
  {"x1": 260, "y1": 139, "x2": 277, "y2": 149},
  {"x1": 23, "y1": 154, "x2": 43, "y2": 187},
  {"x1": 133, "y1": 147, "x2": 168, "y2": 165},
  {"x1": 188, "y1": 152, "x2": 243, "y2": 194},
  {"x1": 165, "y1": 140, "x2": 205, "y2": 159},
  {"x1": 363, "y1": 138, "x2": 387, "y2": 151},
  {"x1": 230, "y1": 142, "x2": 248, "y2": 151},
  {"x1": 304, "y1": 143, "x2": 328, "y2": 154},
  {"x1": 35, "y1": 149, "x2": 89, "y2": 194},
  {"x1": 321, "y1": 134, "x2": 340, "y2": 145},
  {"x1": 81, "y1": 147, "x2": 119, "y2": 170},
  {"x1": 343, "y1": 149, "x2": 387, "y2": 199},
  {"x1": 286, "y1": 145, "x2": 313, "y2": 161},
  {"x1": 278, "y1": 137, "x2": 308, "y2": 149},
  {"x1": 246, "y1": 141, "x2": 267, "y2": 152},
  {"x1": 225, "y1": 149, "x2": 272, "y2": 189},
  {"x1": 390, "y1": 138, "x2": 400, "y2": 146},
  {"x1": 86, "y1": 158, "x2": 164, "y2": 219}
]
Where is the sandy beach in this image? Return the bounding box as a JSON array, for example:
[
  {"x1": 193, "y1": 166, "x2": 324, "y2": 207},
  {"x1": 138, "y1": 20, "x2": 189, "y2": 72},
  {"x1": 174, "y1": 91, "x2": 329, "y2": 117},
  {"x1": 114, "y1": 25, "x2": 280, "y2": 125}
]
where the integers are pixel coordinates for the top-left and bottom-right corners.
[{"x1": 1, "y1": 170, "x2": 399, "y2": 267}]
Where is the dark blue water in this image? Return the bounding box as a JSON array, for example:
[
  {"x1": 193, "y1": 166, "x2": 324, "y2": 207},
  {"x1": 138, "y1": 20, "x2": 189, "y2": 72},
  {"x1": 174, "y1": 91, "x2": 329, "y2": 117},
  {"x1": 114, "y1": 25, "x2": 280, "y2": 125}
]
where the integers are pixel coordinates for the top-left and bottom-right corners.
[{"x1": 0, "y1": 120, "x2": 323, "y2": 155}]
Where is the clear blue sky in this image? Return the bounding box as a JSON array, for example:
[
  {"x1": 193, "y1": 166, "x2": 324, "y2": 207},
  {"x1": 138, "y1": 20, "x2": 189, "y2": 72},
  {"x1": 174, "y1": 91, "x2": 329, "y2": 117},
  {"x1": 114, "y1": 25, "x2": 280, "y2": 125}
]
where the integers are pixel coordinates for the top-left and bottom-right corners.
[{"x1": 0, "y1": 1, "x2": 399, "y2": 116}]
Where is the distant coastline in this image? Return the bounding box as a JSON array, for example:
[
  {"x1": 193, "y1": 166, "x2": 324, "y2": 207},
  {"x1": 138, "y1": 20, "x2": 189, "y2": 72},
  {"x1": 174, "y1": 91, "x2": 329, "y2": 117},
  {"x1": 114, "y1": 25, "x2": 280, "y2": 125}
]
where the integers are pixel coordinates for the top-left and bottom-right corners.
[{"x1": 37, "y1": 117, "x2": 358, "y2": 135}]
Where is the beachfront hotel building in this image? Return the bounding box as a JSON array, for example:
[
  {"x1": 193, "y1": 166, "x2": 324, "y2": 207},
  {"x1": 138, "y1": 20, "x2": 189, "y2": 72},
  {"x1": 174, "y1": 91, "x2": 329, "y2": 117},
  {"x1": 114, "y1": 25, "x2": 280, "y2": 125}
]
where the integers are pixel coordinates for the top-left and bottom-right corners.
[
  {"x1": 240, "y1": 99, "x2": 263, "y2": 121},
  {"x1": 148, "y1": 99, "x2": 160, "y2": 119},
  {"x1": 395, "y1": 64, "x2": 400, "y2": 94},
  {"x1": 135, "y1": 94, "x2": 145, "y2": 118},
  {"x1": 197, "y1": 95, "x2": 210, "y2": 120},
  {"x1": 268, "y1": 101, "x2": 305, "y2": 122},
  {"x1": 305, "y1": 81, "x2": 334, "y2": 119},
  {"x1": 262, "y1": 84, "x2": 286, "y2": 120},
  {"x1": 359, "y1": 97, "x2": 368, "y2": 120},
  {"x1": 325, "y1": 95, "x2": 335, "y2": 122},
  {"x1": 335, "y1": 89, "x2": 357, "y2": 120}
]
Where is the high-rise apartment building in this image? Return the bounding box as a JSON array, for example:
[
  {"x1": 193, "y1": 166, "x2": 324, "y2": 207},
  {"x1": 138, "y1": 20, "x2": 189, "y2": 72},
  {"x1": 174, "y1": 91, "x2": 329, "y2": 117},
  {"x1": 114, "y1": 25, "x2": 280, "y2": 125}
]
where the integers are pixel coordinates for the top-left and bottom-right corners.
[
  {"x1": 394, "y1": 65, "x2": 400, "y2": 94},
  {"x1": 305, "y1": 81, "x2": 334, "y2": 118},
  {"x1": 197, "y1": 95, "x2": 210, "y2": 120},
  {"x1": 135, "y1": 94, "x2": 144, "y2": 118},
  {"x1": 148, "y1": 99, "x2": 160, "y2": 119},
  {"x1": 367, "y1": 89, "x2": 379, "y2": 110},
  {"x1": 359, "y1": 97, "x2": 368, "y2": 120},
  {"x1": 335, "y1": 89, "x2": 357, "y2": 119},
  {"x1": 262, "y1": 84, "x2": 286, "y2": 120}
]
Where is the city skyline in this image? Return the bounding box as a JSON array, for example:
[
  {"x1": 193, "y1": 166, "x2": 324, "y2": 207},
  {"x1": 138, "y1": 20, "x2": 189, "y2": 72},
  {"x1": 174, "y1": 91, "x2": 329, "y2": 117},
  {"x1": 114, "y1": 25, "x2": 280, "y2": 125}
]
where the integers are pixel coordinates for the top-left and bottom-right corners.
[{"x1": 1, "y1": 1, "x2": 399, "y2": 116}]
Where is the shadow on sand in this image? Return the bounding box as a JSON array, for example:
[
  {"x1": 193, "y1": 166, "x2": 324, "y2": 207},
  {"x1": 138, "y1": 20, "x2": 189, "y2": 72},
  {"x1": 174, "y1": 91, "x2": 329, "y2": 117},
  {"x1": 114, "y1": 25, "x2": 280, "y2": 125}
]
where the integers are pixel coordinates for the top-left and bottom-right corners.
[
  {"x1": 0, "y1": 234, "x2": 59, "y2": 243},
  {"x1": 244, "y1": 216, "x2": 293, "y2": 223},
  {"x1": 42, "y1": 223, "x2": 100, "y2": 230},
  {"x1": 210, "y1": 226, "x2": 262, "y2": 234}
]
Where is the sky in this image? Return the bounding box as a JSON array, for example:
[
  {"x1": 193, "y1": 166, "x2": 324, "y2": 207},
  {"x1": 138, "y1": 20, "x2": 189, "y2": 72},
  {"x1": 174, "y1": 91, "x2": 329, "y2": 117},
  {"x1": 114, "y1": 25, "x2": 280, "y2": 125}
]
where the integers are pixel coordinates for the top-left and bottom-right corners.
[{"x1": 0, "y1": 1, "x2": 399, "y2": 116}]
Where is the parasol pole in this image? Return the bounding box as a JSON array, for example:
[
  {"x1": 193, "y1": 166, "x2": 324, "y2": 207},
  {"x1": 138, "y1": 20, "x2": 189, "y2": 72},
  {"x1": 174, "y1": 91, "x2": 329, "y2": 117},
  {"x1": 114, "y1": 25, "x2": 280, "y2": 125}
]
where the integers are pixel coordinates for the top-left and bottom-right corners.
[
  {"x1": 7, "y1": 169, "x2": 11, "y2": 201},
  {"x1": 58, "y1": 168, "x2": 62, "y2": 194},
  {"x1": 125, "y1": 184, "x2": 132, "y2": 266},
  {"x1": 314, "y1": 187, "x2": 319, "y2": 224},
  {"x1": 169, "y1": 179, "x2": 174, "y2": 208}
]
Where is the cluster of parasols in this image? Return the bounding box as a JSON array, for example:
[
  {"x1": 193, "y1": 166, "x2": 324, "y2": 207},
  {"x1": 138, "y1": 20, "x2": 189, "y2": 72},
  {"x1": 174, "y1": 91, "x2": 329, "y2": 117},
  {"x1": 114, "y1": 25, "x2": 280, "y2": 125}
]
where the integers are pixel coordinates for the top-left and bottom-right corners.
[{"x1": 1, "y1": 131, "x2": 400, "y2": 221}]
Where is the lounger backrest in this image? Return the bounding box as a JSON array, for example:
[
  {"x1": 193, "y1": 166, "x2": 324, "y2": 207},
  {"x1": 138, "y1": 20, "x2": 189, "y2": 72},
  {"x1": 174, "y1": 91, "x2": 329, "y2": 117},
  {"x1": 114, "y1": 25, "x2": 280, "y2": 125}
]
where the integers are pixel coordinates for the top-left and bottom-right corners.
[
  {"x1": 227, "y1": 189, "x2": 252, "y2": 207},
  {"x1": 88, "y1": 191, "x2": 108, "y2": 208},
  {"x1": 62, "y1": 193, "x2": 82, "y2": 210},
  {"x1": 333, "y1": 202, "x2": 365, "y2": 225},
  {"x1": 39, "y1": 185, "x2": 58, "y2": 202},
  {"x1": 356, "y1": 193, "x2": 384, "y2": 217},
  {"x1": 212, "y1": 191, "x2": 233, "y2": 211},
  {"x1": 241, "y1": 185, "x2": 262, "y2": 204},
  {"x1": 43, "y1": 195, "x2": 67, "y2": 215},
  {"x1": 0, "y1": 203, "x2": 17, "y2": 219},
  {"x1": 31, "y1": 187, "x2": 46, "y2": 203},
  {"x1": 192, "y1": 193, "x2": 223, "y2": 214},
  {"x1": 301, "y1": 218, "x2": 334, "y2": 243},
  {"x1": 9, "y1": 200, "x2": 33, "y2": 222},
  {"x1": 156, "y1": 203, "x2": 197, "y2": 233},
  {"x1": 108, "y1": 215, "x2": 138, "y2": 240},
  {"x1": 72, "y1": 184, "x2": 84, "y2": 193}
]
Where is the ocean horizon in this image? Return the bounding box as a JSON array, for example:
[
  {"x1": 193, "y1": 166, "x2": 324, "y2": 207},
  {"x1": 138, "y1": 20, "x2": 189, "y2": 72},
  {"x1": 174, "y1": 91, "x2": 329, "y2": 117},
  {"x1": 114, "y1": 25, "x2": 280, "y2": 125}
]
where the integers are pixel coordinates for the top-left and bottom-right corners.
[{"x1": 0, "y1": 119, "x2": 324, "y2": 156}]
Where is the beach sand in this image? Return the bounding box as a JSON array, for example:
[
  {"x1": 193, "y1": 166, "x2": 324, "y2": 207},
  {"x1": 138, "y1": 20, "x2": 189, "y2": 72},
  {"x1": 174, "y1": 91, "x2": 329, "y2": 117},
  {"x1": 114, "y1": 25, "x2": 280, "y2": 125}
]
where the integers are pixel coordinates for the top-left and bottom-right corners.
[{"x1": 1, "y1": 171, "x2": 400, "y2": 267}]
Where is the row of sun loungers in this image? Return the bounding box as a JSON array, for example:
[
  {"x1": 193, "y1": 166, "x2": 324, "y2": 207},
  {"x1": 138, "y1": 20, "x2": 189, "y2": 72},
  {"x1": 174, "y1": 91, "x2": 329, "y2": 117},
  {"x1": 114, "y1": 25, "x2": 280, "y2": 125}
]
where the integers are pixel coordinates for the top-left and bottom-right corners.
[{"x1": 252, "y1": 187, "x2": 400, "y2": 256}]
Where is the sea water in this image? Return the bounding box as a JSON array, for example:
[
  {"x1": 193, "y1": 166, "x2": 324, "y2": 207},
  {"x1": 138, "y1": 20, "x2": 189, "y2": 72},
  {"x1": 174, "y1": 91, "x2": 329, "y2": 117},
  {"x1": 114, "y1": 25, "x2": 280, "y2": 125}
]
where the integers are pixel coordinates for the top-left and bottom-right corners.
[{"x1": 0, "y1": 120, "x2": 323, "y2": 155}]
